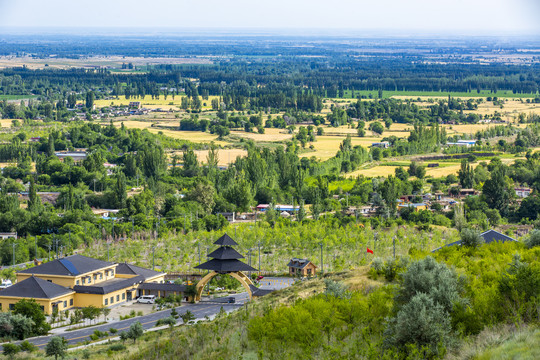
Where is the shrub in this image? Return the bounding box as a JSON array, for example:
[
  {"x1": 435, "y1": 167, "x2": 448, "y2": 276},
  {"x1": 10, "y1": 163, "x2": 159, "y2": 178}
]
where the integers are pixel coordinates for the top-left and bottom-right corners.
[
  {"x1": 109, "y1": 327, "x2": 118, "y2": 334},
  {"x1": 460, "y1": 228, "x2": 483, "y2": 248},
  {"x1": 384, "y1": 293, "x2": 454, "y2": 357},
  {"x1": 108, "y1": 344, "x2": 126, "y2": 352},
  {"x1": 525, "y1": 230, "x2": 540, "y2": 248},
  {"x1": 19, "y1": 340, "x2": 36, "y2": 352},
  {"x1": 370, "y1": 257, "x2": 384, "y2": 273}
]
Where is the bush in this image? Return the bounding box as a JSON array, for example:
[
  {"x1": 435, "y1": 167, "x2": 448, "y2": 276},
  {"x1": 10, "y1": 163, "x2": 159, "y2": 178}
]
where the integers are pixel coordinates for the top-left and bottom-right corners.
[
  {"x1": 19, "y1": 340, "x2": 36, "y2": 352},
  {"x1": 108, "y1": 344, "x2": 126, "y2": 352},
  {"x1": 384, "y1": 293, "x2": 454, "y2": 357},
  {"x1": 109, "y1": 327, "x2": 118, "y2": 334},
  {"x1": 525, "y1": 230, "x2": 540, "y2": 248},
  {"x1": 460, "y1": 228, "x2": 483, "y2": 248}
]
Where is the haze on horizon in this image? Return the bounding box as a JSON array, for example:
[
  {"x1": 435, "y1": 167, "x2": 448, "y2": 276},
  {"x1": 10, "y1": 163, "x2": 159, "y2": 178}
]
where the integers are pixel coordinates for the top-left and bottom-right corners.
[{"x1": 0, "y1": 0, "x2": 539, "y2": 36}]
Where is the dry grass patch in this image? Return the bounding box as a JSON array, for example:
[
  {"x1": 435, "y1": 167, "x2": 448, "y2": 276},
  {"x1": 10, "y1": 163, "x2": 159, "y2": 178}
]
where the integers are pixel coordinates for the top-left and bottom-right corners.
[
  {"x1": 230, "y1": 128, "x2": 293, "y2": 142},
  {"x1": 346, "y1": 165, "x2": 399, "y2": 178},
  {"x1": 0, "y1": 119, "x2": 13, "y2": 127},
  {"x1": 146, "y1": 128, "x2": 229, "y2": 146}
]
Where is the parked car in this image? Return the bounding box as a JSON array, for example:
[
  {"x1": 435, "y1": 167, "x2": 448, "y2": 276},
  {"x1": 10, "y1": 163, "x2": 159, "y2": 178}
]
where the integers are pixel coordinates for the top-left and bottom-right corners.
[
  {"x1": 227, "y1": 297, "x2": 236, "y2": 303},
  {"x1": 0, "y1": 279, "x2": 12, "y2": 289},
  {"x1": 137, "y1": 295, "x2": 156, "y2": 304}
]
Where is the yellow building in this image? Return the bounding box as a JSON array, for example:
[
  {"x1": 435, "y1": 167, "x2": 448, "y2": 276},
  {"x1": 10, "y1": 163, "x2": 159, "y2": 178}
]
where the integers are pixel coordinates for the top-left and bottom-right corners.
[
  {"x1": 398, "y1": 203, "x2": 428, "y2": 212},
  {"x1": 0, "y1": 255, "x2": 179, "y2": 315}
]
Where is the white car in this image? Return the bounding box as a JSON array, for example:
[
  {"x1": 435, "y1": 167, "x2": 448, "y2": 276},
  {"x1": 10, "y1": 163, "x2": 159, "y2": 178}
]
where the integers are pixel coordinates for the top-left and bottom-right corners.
[
  {"x1": 137, "y1": 295, "x2": 156, "y2": 304},
  {"x1": 0, "y1": 280, "x2": 12, "y2": 289}
]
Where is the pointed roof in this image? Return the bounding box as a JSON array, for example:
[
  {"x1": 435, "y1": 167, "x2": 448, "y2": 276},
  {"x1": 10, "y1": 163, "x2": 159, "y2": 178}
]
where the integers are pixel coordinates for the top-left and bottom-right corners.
[
  {"x1": 207, "y1": 246, "x2": 244, "y2": 260},
  {"x1": 213, "y1": 234, "x2": 238, "y2": 246},
  {"x1": 0, "y1": 276, "x2": 73, "y2": 299},
  {"x1": 480, "y1": 230, "x2": 517, "y2": 244},
  {"x1": 18, "y1": 255, "x2": 114, "y2": 277},
  {"x1": 194, "y1": 259, "x2": 256, "y2": 273}
]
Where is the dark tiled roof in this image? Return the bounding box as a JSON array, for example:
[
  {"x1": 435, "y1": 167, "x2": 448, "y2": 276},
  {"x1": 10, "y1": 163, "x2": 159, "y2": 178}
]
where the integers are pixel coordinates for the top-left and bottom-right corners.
[
  {"x1": 249, "y1": 284, "x2": 275, "y2": 297},
  {"x1": 432, "y1": 229, "x2": 518, "y2": 252},
  {"x1": 480, "y1": 230, "x2": 517, "y2": 244},
  {"x1": 195, "y1": 259, "x2": 257, "y2": 273},
  {"x1": 287, "y1": 258, "x2": 314, "y2": 269},
  {"x1": 207, "y1": 246, "x2": 244, "y2": 260},
  {"x1": 115, "y1": 263, "x2": 164, "y2": 280},
  {"x1": 138, "y1": 282, "x2": 186, "y2": 292},
  {"x1": 18, "y1": 255, "x2": 114, "y2": 277},
  {"x1": 73, "y1": 275, "x2": 144, "y2": 295},
  {"x1": 213, "y1": 234, "x2": 238, "y2": 246},
  {"x1": 0, "y1": 276, "x2": 73, "y2": 299}
]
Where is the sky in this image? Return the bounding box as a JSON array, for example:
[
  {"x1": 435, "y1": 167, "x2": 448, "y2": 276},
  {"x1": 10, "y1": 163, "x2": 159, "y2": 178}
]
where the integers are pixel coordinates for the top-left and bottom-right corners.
[{"x1": 0, "y1": 0, "x2": 539, "y2": 36}]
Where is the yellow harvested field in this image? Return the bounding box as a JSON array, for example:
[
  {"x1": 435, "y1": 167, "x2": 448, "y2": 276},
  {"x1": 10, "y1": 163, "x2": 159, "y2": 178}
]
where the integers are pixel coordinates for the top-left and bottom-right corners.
[
  {"x1": 230, "y1": 128, "x2": 292, "y2": 142},
  {"x1": 300, "y1": 136, "x2": 383, "y2": 160},
  {"x1": 346, "y1": 166, "x2": 399, "y2": 178},
  {"x1": 114, "y1": 120, "x2": 154, "y2": 129},
  {"x1": 147, "y1": 128, "x2": 229, "y2": 146},
  {"x1": 0, "y1": 119, "x2": 13, "y2": 127},
  {"x1": 92, "y1": 95, "x2": 220, "y2": 110},
  {"x1": 193, "y1": 149, "x2": 247, "y2": 165}
]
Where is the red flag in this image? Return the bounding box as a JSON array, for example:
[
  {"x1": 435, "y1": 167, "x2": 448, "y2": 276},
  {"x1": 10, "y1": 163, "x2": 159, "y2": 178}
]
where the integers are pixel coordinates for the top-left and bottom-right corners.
[{"x1": 367, "y1": 247, "x2": 374, "y2": 254}]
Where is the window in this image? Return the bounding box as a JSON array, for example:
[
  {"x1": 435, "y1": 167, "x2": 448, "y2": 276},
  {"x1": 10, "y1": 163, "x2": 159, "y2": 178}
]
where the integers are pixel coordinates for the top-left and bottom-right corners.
[
  {"x1": 40, "y1": 306, "x2": 44, "y2": 312},
  {"x1": 70, "y1": 299, "x2": 73, "y2": 306},
  {"x1": 100, "y1": 273, "x2": 103, "y2": 280},
  {"x1": 47, "y1": 280, "x2": 52, "y2": 283},
  {"x1": 0, "y1": 303, "x2": 2, "y2": 310},
  {"x1": 76, "y1": 280, "x2": 80, "y2": 285},
  {"x1": 111, "y1": 270, "x2": 114, "y2": 276},
  {"x1": 82, "y1": 278, "x2": 85, "y2": 284},
  {"x1": 9, "y1": 304, "x2": 14, "y2": 310},
  {"x1": 110, "y1": 297, "x2": 114, "y2": 304},
  {"x1": 116, "y1": 295, "x2": 120, "y2": 302},
  {"x1": 105, "y1": 298, "x2": 108, "y2": 305},
  {"x1": 93, "y1": 274, "x2": 97, "y2": 281},
  {"x1": 122, "y1": 293, "x2": 125, "y2": 300},
  {"x1": 63, "y1": 301, "x2": 67, "y2": 308}
]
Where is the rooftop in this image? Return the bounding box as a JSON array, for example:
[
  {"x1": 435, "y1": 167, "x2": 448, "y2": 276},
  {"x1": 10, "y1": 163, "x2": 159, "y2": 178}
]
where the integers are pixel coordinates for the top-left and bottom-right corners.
[
  {"x1": 18, "y1": 255, "x2": 114, "y2": 277},
  {"x1": 0, "y1": 276, "x2": 73, "y2": 299},
  {"x1": 287, "y1": 258, "x2": 315, "y2": 269},
  {"x1": 73, "y1": 275, "x2": 144, "y2": 295},
  {"x1": 213, "y1": 233, "x2": 238, "y2": 246},
  {"x1": 115, "y1": 263, "x2": 164, "y2": 280}
]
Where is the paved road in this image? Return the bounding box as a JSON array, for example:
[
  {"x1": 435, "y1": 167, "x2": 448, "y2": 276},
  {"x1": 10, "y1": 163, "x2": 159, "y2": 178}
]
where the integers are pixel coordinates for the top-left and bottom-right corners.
[
  {"x1": 20, "y1": 298, "x2": 244, "y2": 349},
  {"x1": 17, "y1": 278, "x2": 293, "y2": 349}
]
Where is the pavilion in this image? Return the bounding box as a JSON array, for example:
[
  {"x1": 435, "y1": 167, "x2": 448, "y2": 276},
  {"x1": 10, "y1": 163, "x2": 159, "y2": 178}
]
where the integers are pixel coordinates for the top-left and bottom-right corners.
[{"x1": 194, "y1": 233, "x2": 256, "y2": 301}]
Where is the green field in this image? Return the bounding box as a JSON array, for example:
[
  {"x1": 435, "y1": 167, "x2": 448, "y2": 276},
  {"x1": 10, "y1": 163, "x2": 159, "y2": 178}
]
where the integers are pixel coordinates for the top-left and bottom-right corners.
[
  {"x1": 0, "y1": 95, "x2": 37, "y2": 100},
  {"x1": 339, "y1": 89, "x2": 539, "y2": 99}
]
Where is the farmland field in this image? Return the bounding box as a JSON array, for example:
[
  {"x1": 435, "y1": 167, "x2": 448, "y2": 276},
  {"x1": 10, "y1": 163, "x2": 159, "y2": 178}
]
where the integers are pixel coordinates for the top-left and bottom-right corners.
[
  {"x1": 92, "y1": 95, "x2": 220, "y2": 110},
  {"x1": 0, "y1": 119, "x2": 13, "y2": 127}
]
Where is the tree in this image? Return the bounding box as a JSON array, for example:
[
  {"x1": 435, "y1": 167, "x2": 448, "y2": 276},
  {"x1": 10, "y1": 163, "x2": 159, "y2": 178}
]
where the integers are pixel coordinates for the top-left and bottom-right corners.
[
  {"x1": 13, "y1": 299, "x2": 50, "y2": 336},
  {"x1": 45, "y1": 337, "x2": 67, "y2": 360},
  {"x1": 85, "y1": 91, "x2": 95, "y2": 110},
  {"x1": 28, "y1": 177, "x2": 41, "y2": 212},
  {"x1": 187, "y1": 182, "x2": 215, "y2": 214},
  {"x1": 460, "y1": 228, "x2": 483, "y2": 248},
  {"x1": 482, "y1": 164, "x2": 512, "y2": 216},
  {"x1": 525, "y1": 230, "x2": 540, "y2": 248},
  {"x1": 369, "y1": 121, "x2": 384, "y2": 135},
  {"x1": 127, "y1": 321, "x2": 144, "y2": 343},
  {"x1": 47, "y1": 134, "x2": 55, "y2": 157},
  {"x1": 458, "y1": 159, "x2": 474, "y2": 188},
  {"x1": 182, "y1": 149, "x2": 200, "y2": 177},
  {"x1": 180, "y1": 310, "x2": 195, "y2": 324},
  {"x1": 3, "y1": 343, "x2": 19, "y2": 359}
]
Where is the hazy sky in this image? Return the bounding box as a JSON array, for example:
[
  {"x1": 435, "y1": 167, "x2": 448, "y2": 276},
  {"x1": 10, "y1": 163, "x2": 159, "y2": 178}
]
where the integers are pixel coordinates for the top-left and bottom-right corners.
[{"x1": 0, "y1": 0, "x2": 539, "y2": 35}]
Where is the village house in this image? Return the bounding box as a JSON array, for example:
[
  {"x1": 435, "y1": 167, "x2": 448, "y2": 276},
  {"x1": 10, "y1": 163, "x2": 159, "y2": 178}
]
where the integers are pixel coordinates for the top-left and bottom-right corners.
[
  {"x1": 371, "y1": 141, "x2": 390, "y2": 149},
  {"x1": 515, "y1": 187, "x2": 532, "y2": 198},
  {"x1": 0, "y1": 232, "x2": 17, "y2": 240},
  {"x1": 287, "y1": 258, "x2": 317, "y2": 277}
]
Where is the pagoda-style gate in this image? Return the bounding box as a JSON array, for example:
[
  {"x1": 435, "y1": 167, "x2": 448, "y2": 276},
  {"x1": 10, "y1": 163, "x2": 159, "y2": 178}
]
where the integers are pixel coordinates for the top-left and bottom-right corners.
[{"x1": 194, "y1": 234, "x2": 257, "y2": 302}]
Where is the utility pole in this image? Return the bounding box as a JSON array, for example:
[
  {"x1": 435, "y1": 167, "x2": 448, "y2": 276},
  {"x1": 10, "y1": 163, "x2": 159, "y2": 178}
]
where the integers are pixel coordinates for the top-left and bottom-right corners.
[
  {"x1": 393, "y1": 236, "x2": 396, "y2": 260},
  {"x1": 258, "y1": 241, "x2": 261, "y2": 275},
  {"x1": 107, "y1": 241, "x2": 110, "y2": 262},
  {"x1": 47, "y1": 244, "x2": 51, "y2": 261},
  {"x1": 111, "y1": 219, "x2": 115, "y2": 240},
  {"x1": 35, "y1": 239, "x2": 38, "y2": 259},
  {"x1": 12, "y1": 243, "x2": 16, "y2": 267},
  {"x1": 54, "y1": 239, "x2": 61, "y2": 259},
  {"x1": 197, "y1": 243, "x2": 201, "y2": 272},
  {"x1": 132, "y1": 218, "x2": 135, "y2": 236},
  {"x1": 152, "y1": 245, "x2": 155, "y2": 271},
  {"x1": 319, "y1": 242, "x2": 323, "y2": 275}
]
